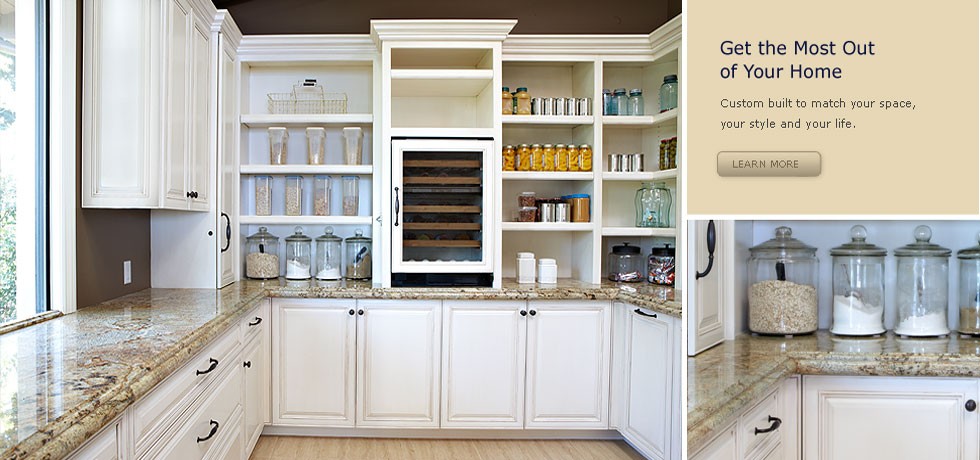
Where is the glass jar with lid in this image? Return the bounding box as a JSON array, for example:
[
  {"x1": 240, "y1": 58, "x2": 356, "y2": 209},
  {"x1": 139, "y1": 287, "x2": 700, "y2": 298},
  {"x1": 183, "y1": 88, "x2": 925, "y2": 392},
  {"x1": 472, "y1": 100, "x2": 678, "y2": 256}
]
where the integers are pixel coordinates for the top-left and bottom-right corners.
[
  {"x1": 515, "y1": 87, "x2": 531, "y2": 115},
  {"x1": 284, "y1": 226, "x2": 312, "y2": 280},
  {"x1": 608, "y1": 242, "x2": 642, "y2": 282},
  {"x1": 958, "y1": 233, "x2": 980, "y2": 334},
  {"x1": 613, "y1": 88, "x2": 628, "y2": 116},
  {"x1": 345, "y1": 229, "x2": 372, "y2": 280},
  {"x1": 530, "y1": 144, "x2": 544, "y2": 171},
  {"x1": 829, "y1": 225, "x2": 886, "y2": 336},
  {"x1": 517, "y1": 144, "x2": 532, "y2": 171},
  {"x1": 747, "y1": 226, "x2": 819, "y2": 335},
  {"x1": 245, "y1": 226, "x2": 280, "y2": 279},
  {"x1": 567, "y1": 145, "x2": 580, "y2": 171},
  {"x1": 659, "y1": 75, "x2": 678, "y2": 112},
  {"x1": 579, "y1": 144, "x2": 593, "y2": 171},
  {"x1": 501, "y1": 87, "x2": 513, "y2": 115},
  {"x1": 628, "y1": 89, "x2": 644, "y2": 116},
  {"x1": 254, "y1": 175, "x2": 272, "y2": 216},
  {"x1": 342, "y1": 176, "x2": 359, "y2": 216},
  {"x1": 285, "y1": 176, "x2": 303, "y2": 216},
  {"x1": 313, "y1": 176, "x2": 331, "y2": 216},
  {"x1": 635, "y1": 182, "x2": 671, "y2": 228},
  {"x1": 502, "y1": 145, "x2": 516, "y2": 171},
  {"x1": 894, "y1": 225, "x2": 950, "y2": 337},
  {"x1": 315, "y1": 226, "x2": 343, "y2": 280}
]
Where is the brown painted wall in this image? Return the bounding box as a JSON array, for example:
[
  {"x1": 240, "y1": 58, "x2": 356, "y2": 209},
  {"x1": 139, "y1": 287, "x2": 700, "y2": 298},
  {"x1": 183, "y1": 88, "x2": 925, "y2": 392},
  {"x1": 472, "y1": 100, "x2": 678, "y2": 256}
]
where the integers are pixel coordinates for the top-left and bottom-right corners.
[{"x1": 75, "y1": 1, "x2": 151, "y2": 308}]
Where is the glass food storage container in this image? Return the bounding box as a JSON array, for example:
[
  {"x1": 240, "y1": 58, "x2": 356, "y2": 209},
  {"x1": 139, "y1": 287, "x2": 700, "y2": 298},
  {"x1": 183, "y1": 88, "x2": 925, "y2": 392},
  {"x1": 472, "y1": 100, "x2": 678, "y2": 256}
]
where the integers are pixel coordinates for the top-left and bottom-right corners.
[
  {"x1": 284, "y1": 226, "x2": 312, "y2": 280},
  {"x1": 269, "y1": 127, "x2": 288, "y2": 164},
  {"x1": 313, "y1": 175, "x2": 331, "y2": 216},
  {"x1": 306, "y1": 127, "x2": 325, "y2": 165},
  {"x1": 613, "y1": 88, "x2": 628, "y2": 116},
  {"x1": 579, "y1": 144, "x2": 593, "y2": 171},
  {"x1": 342, "y1": 127, "x2": 363, "y2": 165},
  {"x1": 502, "y1": 145, "x2": 516, "y2": 171},
  {"x1": 284, "y1": 175, "x2": 303, "y2": 216},
  {"x1": 542, "y1": 144, "x2": 556, "y2": 171},
  {"x1": 958, "y1": 233, "x2": 980, "y2": 334},
  {"x1": 829, "y1": 225, "x2": 886, "y2": 336},
  {"x1": 628, "y1": 89, "x2": 644, "y2": 116},
  {"x1": 530, "y1": 144, "x2": 544, "y2": 171},
  {"x1": 567, "y1": 145, "x2": 580, "y2": 172},
  {"x1": 659, "y1": 74, "x2": 678, "y2": 112},
  {"x1": 342, "y1": 176, "x2": 359, "y2": 216},
  {"x1": 602, "y1": 89, "x2": 614, "y2": 115},
  {"x1": 345, "y1": 229, "x2": 371, "y2": 280},
  {"x1": 747, "y1": 226, "x2": 819, "y2": 335},
  {"x1": 315, "y1": 226, "x2": 343, "y2": 280},
  {"x1": 502, "y1": 87, "x2": 513, "y2": 115},
  {"x1": 894, "y1": 225, "x2": 950, "y2": 337},
  {"x1": 648, "y1": 244, "x2": 676, "y2": 286},
  {"x1": 254, "y1": 175, "x2": 272, "y2": 216},
  {"x1": 245, "y1": 226, "x2": 280, "y2": 279},
  {"x1": 515, "y1": 87, "x2": 531, "y2": 115},
  {"x1": 517, "y1": 144, "x2": 531, "y2": 171},
  {"x1": 609, "y1": 242, "x2": 642, "y2": 282},
  {"x1": 635, "y1": 182, "x2": 671, "y2": 228}
]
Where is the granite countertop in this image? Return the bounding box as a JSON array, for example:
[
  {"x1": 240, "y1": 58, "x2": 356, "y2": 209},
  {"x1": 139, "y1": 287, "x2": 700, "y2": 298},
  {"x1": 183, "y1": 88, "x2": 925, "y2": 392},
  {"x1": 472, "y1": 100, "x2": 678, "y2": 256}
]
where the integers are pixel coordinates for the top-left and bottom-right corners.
[
  {"x1": 0, "y1": 278, "x2": 678, "y2": 460},
  {"x1": 687, "y1": 331, "x2": 980, "y2": 452}
]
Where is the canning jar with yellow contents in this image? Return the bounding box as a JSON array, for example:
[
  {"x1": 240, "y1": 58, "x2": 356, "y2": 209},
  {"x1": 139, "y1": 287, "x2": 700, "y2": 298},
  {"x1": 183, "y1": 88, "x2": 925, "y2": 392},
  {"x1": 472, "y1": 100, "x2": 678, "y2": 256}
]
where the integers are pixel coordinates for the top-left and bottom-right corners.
[
  {"x1": 530, "y1": 144, "x2": 544, "y2": 171},
  {"x1": 517, "y1": 144, "x2": 532, "y2": 171},
  {"x1": 579, "y1": 144, "x2": 593, "y2": 171},
  {"x1": 567, "y1": 145, "x2": 580, "y2": 171},
  {"x1": 542, "y1": 144, "x2": 556, "y2": 171},
  {"x1": 502, "y1": 145, "x2": 516, "y2": 171}
]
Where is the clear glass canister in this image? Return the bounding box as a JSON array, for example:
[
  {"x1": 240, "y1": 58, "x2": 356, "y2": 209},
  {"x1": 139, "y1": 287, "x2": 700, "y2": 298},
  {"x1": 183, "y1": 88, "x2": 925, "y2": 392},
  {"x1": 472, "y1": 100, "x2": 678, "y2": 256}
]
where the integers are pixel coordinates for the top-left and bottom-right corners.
[
  {"x1": 342, "y1": 176, "x2": 359, "y2": 216},
  {"x1": 635, "y1": 182, "x2": 671, "y2": 228},
  {"x1": 245, "y1": 226, "x2": 280, "y2": 279},
  {"x1": 628, "y1": 89, "x2": 644, "y2": 116},
  {"x1": 659, "y1": 75, "x2": 678, "y2": 113},
  {"x1": 613, "y1": 88, "x2": 628, "y2": 116},
  {"x1": 829, "y1": 225, "x2": 886, "y2": 336},
  {"x1": 315, "y1": 226, "x2": 343, "y2": 280},
  {"x1": 608, "y1": 242, "x2": 642, "y2": 282},
  {"x1": 894, "y1": 225, "x2": 950, "y2": 337},
  {"x1": 502, "y1": 145, "x2": 516, "y2": 171},
  {"x1": 502, "y1": 87, "x2": 513, "y2": 115},
  {"x1": 268, "y1": 127, "x2": 288, "y2": 164},
  {"x1": 254, "y1": 175, "x2": 272, "y2": 216},
  {"x1": 602, "y1": 89, "x2": 615, "y2": 115},
  {"x1": 313, "y1": 175, "x2": 331, "y2": 216},
  {"x1": 285, "y1": 226, "x2": 312, "y2": 280},
  {"x1": 284, "y1": 175, "x2": 303, "y2": 216},
  {"x1": 515, "y1": 87, "x2": 531, "y2": 115},
  {"x1": 957, "y1": 232, "x2": 980, "y2": 334},
  {"x1": 306, "y1": 127, "x2": 325, "y2": 165},
  {"x1": 345, "y1": 229, "x2": 371, "y2": 280},
  {"x1": 747, "y1": 226, "x2": 819, "y2": 335}
]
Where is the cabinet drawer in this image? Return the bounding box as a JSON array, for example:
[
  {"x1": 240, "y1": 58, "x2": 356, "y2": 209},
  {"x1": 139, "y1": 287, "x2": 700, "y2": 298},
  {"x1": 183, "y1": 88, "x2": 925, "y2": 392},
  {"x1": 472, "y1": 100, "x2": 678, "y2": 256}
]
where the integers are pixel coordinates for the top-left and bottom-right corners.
[
  {"x1": 751, "y1": 440, "x2": 783, "y2": 460},
  {"x1": 67, "y1": 422, "x2": 118, "y2": 460},
  {"x1": 740, "y1": 389, "x2": 781, "y2": 458},
  {"x1": 242, "y1": 302, "x2": 269, "y2": 345},
  {"x1": 133, "y1": 327, "x2": 240, "y2": 451}
]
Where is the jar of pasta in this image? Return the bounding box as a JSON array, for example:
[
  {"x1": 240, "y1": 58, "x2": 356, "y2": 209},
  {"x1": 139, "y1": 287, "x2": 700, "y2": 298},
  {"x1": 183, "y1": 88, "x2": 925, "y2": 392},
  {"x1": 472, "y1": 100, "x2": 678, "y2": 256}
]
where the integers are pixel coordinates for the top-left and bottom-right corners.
[
  {"x1": 554, "y1": 144, "x2": 567, "y2": 171},
  {"x1": 542, "y1": 144, "x2": 556, "y2": 171},
  {"x1": 517, "y1": 144, "x2": 532, "y2": 171},
  {"x1": 530, "y1": 144, "x2": 544, "y2": 171},
  {"x1": 567, "y1": 144, "x2": 580, "y2": 171},
  {"x1": 579, "y1": 144, "x2": 593, "y2": 171},
  {"x1": 502, "y1": 145, "x2": 516, "y2": 171}
]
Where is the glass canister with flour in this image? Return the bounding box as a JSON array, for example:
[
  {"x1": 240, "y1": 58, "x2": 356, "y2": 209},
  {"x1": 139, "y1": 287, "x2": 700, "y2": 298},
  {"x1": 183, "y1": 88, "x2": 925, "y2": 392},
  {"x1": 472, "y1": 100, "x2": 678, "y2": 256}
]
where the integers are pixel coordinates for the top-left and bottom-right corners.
[
  {"x1": 747, "y1": 226, "x2": 819, "y2": 335},
  {"x1": 829, "y1": 225, "x2": 886, "y2": 336},
  {"x1": 893, "y1": 225, "x2": 950, "y2": 337}
]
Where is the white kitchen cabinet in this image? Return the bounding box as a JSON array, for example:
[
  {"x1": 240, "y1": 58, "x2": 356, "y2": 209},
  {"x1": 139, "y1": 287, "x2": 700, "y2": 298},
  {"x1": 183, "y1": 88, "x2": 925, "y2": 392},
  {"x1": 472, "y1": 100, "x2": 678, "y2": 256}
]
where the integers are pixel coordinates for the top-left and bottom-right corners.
[
  {"x1": 803, "y1": 375, "x2": 980, "y2": 460},
  {"x1": 692, "y1": 422, "x2": 738, "y2": 460},
  {"x1": 688, "y1": 220, "x2": 731, "y2": 355},
  {"x1": 441, "y1": 301, "x2": 526, "y2": 428},
  {"x1": 272, "y1": 299, "x2": 357, "y2": 426},
  {"x1": 357, "y1": 300, "x2": 442, "y2": 427},
  {"x1": 242, "y1": 325, "x2": 267, "y2": 451},
  {"x1": 623, "y1": 306, "x2": 675, "y2": 460},
  {"x1": 525, "y1": 301, "x2": 610, "y2": 429},
  {"x1": 216, "y1": 13, "x2": 241, "y2": 287}
]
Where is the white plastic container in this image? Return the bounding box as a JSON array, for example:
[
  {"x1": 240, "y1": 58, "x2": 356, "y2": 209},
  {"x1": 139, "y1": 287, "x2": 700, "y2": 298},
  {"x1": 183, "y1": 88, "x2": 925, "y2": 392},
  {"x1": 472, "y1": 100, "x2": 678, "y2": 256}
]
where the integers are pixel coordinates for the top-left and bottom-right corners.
[
  {"x1": 306, "y1": 127, "x2": 325, "y2": 164},
  {"x1": 269, "y1": 127, "x2": 288, "y2": 164},
  {"x1": 343, "y1": 127, "x2": 363, "y2": 165},
  {"x1": 538, "y1": 258, "x2": 558, "y2": 284},
  {"x1": 517, "y1": 252, "x2": 536, "y2": 284}
]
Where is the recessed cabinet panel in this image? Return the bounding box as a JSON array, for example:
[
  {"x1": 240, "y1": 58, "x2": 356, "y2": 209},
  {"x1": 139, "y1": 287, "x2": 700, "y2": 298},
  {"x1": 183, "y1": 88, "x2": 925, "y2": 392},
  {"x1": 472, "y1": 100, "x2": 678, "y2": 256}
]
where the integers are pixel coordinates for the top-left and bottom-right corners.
[
  {"x1": 163, "y1": 0, "x2": 191, "y2": 208},
  {"x1": 624, "y1": 309, "x2": 673, "y2": 459}
]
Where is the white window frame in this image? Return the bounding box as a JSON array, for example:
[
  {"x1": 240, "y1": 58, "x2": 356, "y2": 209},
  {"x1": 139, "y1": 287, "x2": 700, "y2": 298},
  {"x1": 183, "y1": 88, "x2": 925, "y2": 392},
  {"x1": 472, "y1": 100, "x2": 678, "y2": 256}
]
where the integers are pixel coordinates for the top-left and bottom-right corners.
[{"x1": 48, "y1": 0, "x2": 76, "y2": 313}]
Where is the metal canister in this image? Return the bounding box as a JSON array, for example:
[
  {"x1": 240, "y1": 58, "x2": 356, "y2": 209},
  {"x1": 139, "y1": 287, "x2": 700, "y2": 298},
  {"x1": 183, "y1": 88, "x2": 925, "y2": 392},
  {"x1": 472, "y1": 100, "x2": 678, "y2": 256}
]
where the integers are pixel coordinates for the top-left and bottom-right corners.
[
  {"x1": 565, "y1": 98, "x2": 577, "y2": 116},
  {"x1": 630, "y1": 153, "x2": 644, "y2": 172},
  {"x1": 554, "y1": 97, "x2": 567, "y2": 116},
  {"x1": 609, "y1": 154, "x2": 622, "y2": 172},
  {"x1": 542, "y1": 97, "x2": 555, "y2": 115},
  {"x1": 622, "y1": 154, "x2": 634, "y2": 172},
  {"x1": 539, "y1": 202, "x2": 557, "y2": 222},
  {"x1": 577, "y1": 98, "x2": 592, "y2": 116},
  {"x1": 555, "y1": 202, "x2": 571, "y2": 222},
  {"x1": 531, "y1": 97, "x2": 545, "y2": 115}
]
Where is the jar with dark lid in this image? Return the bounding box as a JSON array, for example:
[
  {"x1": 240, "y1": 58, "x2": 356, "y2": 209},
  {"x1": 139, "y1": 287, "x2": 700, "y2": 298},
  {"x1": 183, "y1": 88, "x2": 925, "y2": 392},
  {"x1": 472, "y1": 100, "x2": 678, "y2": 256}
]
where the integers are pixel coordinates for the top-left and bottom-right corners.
[
  {"x1": 958, "y1": 232, "x2": 980, "y2": 334},
  {"x1": 747, "y1": 226, "x2": 819, "y2": 335},
  {"x1": 284, "y1": 226, "x2": 312, "y2": 280},
  {"x1": 245, "y1": 227, "x2": 280, "y2": 280},
  {"x1": 315, "y1": 226, "x2": 343, "y2": 280},
  {"x1": 829, "y1": 225, "x2": 886, "y2": 336},
  {"x1": 608, "y1": 242, "x2": 642, "y2": 282},
  {"x1": 345, "y1": 229, "x2": 372, "y2": 280},
  {"x1": 894, "y1": 225, "x2": 950, "y2": 337},
  {"x1": 659, "y1": 75, "x2": 678, "y2": 112},
  {"x1": 648, "y1": 244, "x2": 675, "y2": 285}
]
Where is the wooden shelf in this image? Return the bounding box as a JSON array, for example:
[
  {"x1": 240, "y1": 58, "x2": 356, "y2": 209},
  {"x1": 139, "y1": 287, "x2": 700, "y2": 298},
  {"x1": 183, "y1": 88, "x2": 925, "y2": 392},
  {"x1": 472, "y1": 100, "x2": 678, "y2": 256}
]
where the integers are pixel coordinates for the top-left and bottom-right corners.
[
  {"x1": 501, "y1": 222, "x2": 593, "y2": 232},
  {"x1": 403, "y1": 205, "x2": 481, "y2": 214},
  {"x1": 502, "y1": 171, "x2": 594, "y2": 181},
  {"x1": 404, "y1": 160, "x2": 481, "y2": 168},
  {"x1": 240, "y1": 165, "x2": 373, "y2": 175},
  {"x1": 403, "y1": 240, "x2": 481, "y2": 248},
  {"x1": 601, "y1": 169, "x2": 677, "y2": 181},
  {"x1": 403, "y1": 176, "x2": 481, "y2": 185},
  {"x1": 602, "y1": 108, "x2": 677, "y2": 127},
  {"x1": 389, "y1": 127, "x2": 496, "y2": 138},
  {"x1": 240, "y1": 114, "x2": 373, "y2": 128},
  {"x1": 601, "y1": 227, "x2": 676, "y2": 237},
  {"x1": 239, "y1": 216, "x2": 373, "y2": 225},
  {"x1": 502, "y1": 115, "x2": 594, "y2": 126},
  {"x1": 390, "y1": 69, "x2": 494, "y2": 97},
  {"x1": 403, "y1": 223, "x2": 481, "y2": 231}
]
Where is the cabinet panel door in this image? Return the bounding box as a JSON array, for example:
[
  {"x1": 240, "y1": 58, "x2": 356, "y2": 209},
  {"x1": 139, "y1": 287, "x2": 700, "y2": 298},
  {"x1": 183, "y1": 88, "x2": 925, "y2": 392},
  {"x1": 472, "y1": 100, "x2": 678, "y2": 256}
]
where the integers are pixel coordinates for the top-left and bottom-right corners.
[
  {"x1": 357, "y1": 300, "x2": 441, "y2": 427},
  {"x1": 272, "y1": 299, "x2": 356, "y2": 426},
  {"x1": 216, "y1": 37, "x2": 238, "y2": 287},
  {"x1": 689, "y1": 220, "x2": 729, "y2": 355},
  {"x1": 803, "y1": 375, "x2": 979, "y2": 460},
  {"x1": 691, "y1": 424, "x2": 737, "y2": 460},
  {"x1": 243, "y1": 335, "x2": 264, "y2": 451},
  {"x1": 162, "y1": 0, "x2": 191, "y2": 208},
  {"x1": 624, "y1": 308, "x2": 673, "y2": 460},
  {"x1": 187, "y1": 19, "x2": 210, "y2": 211},
  {"x1": 441, "y1": 301, "x2": 526, "y2": 428},
  {"x1": 525, "y1": 301, "x2": 610, "y2": 428}
]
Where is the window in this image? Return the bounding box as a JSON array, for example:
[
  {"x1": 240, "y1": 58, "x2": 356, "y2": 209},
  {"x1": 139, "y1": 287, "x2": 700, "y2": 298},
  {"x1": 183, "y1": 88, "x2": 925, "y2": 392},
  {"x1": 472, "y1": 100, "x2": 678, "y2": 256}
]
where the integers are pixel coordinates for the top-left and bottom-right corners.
[{"x1": 0, "y1": 0, "x2": 48, "y2": 324}]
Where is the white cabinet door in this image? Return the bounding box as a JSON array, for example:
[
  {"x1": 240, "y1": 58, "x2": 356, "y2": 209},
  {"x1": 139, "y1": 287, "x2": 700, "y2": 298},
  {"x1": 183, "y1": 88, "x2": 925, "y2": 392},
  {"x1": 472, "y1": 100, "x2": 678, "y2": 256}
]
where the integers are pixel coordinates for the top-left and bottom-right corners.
[
  {"x1": 689, "y1": 220, "x2": 729, "y2": 355},
  {"x1": 187, "y1": 18, "x2": 211, "y2": 211},
  {"x1": 525, "y1": 301, "x2": 610, "y2": 428},
  {"x1": 803, "y1": 375, "x2": 979, "y2": 460},
  {"x1": 272, "y1": 299, "x2": 356, "y2": 426},
  {"x1": 242, "y1": 334, "x2": 265, "y2": 451},
  {"x1": 623, "y1": 307, "x2": 673, "y2": 460},
  {"x1": 692, "y1": 423, "x2": 738, "y2": 460},
  {"x1": 216, "y1": 34, "x2": 238, "y2": 287},
  {"x1": 162, "y1": 0, "x2": 191, "y2": 209},
  {"x1": 357, "y1": 300, "x2": 441, "y2": 427},
  {"x1": 441, "y1": 301, "x2": 526, "y2": 428}
]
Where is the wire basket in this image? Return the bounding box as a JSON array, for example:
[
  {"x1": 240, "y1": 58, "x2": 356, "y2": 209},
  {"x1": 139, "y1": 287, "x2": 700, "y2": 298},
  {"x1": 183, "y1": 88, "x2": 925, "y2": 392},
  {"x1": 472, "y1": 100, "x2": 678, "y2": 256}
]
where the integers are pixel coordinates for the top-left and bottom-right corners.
[{"x1": 268, "y1": 80, "x2": 348, "y2": 114}]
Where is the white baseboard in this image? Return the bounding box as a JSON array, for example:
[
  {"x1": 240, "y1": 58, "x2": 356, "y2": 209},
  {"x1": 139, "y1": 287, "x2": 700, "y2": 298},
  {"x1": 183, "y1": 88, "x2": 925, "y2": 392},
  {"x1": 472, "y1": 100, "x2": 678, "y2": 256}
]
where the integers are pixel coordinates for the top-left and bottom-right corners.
[{"x1": 261, "y1": 425, "x2": 623, "y2": 440}]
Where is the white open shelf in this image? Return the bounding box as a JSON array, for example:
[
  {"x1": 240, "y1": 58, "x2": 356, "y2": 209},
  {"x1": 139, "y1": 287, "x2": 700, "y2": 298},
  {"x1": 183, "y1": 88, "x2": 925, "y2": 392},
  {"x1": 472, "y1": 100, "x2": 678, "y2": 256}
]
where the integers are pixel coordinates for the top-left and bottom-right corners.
[
  {"x1": 602, "y1": 108, "x2": 677, "y2": 127},
  {"x1": 240, "y1": 114, "x2": 374, "y2": 128},
  {"x1": 239, "y1": 215, "x2": 374, "y2": 225},
  {"x1": 501, "y1": 171, "x2": 594, "y2": 181},
  {"x1": 390, "y1": 69, "x2": 494, "y2": 97},
  {"x1": 240, "y1": 165, "x2": 373, "y2": 175},
  {"x1": 502, "y1": 115, "x2": 594, "y2": 126},
  {"x1": 601, "y1": 169, "x2": 677, "y2": 181},
  {"x1": 501, "y1": 222, "x2": 594, "y2": 232},
  {"x1": 601, "y1": 227, "x2": 676, "y2": 237}
]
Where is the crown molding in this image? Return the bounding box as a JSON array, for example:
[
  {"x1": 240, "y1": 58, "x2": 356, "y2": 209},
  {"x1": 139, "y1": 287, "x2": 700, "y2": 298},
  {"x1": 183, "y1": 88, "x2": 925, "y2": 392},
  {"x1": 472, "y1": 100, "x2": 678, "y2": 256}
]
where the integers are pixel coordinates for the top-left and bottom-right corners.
[
  {"x1": 370, "y1": 20, "x2": 518, "y2": 46},
  {"x1": 213, "y1": 10, "x2": 243, "y2": 48},
  {"x1": 238, "y1": 35, "x2": 378, "y2": 62},
  {"x1": 503, "y1": 35, "x2": 656, "y2": 57}
]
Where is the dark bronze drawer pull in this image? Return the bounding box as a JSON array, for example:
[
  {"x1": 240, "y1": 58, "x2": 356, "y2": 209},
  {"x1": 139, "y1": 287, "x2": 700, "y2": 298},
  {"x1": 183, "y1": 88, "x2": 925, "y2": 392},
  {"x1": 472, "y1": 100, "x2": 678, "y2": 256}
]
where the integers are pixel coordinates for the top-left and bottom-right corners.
[
  {"x1": 248, "y1": 317, "x2": 262, "y2": 327},
  {"x1": 634, "y1": 308, "x2": 658, "y2": 318},
  {"x1": 196, "y1": 420, "x2": 219, "y2": 443},
  {"x1": 195, "y1": 358, "x2": 219, "y2": 376},
  {"x1": 754, "y1": 416, "x2": 782, "y2": 435}
]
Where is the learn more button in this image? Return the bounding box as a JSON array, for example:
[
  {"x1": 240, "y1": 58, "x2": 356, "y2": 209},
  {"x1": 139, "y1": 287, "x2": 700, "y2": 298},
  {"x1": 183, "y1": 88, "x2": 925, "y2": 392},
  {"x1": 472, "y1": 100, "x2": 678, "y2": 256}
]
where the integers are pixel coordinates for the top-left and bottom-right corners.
[{"x1": 717, "y1": 151, "x2": 821, "y2": 177}]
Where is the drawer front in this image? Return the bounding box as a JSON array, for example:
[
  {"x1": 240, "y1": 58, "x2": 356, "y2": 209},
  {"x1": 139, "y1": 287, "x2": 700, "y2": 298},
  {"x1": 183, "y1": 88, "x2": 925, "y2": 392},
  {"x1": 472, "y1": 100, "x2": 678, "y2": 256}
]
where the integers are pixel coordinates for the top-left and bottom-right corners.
[
  {"x1": 134, "y1": 327, "x2": 240, "y2": 450},
  {"x1": 740, "y1": 389, "x2": 781, "y2": 458},
  {"x1": 67, "y1": 422, "x2": 118, "y2": 460},
  {"x1": 151, "y1": 364, "x2": 243, "y2": 460},
  {"x1": 242, "y1": 301, "x2": 269, "y2": 345}
]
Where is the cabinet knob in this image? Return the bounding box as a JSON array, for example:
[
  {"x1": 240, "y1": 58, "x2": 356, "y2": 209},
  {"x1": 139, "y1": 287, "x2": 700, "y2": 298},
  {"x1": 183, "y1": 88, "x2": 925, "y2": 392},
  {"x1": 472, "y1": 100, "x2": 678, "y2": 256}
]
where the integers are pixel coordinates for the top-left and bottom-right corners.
[
  {"x1": 967, "y1": 400, "x2": 977, "y2": 412},
  {"x1": 349, "y1": 309, "x2": 356, "y2": 316},
  {"x1": 358, "y1": 309, "x2": 364, "y2": 316},
  {"x1": 529, "y1": 310, "x2": 537, "y2": 316},
  {"x1": 520, "y1": 310, "x2": 527, "y2": 316},
  {"x1": 186, "y1": 191, "x2": 193, "y2": 198},
  {"x1": 243, "y1": 360, "x2": 251, "y2": 368}
]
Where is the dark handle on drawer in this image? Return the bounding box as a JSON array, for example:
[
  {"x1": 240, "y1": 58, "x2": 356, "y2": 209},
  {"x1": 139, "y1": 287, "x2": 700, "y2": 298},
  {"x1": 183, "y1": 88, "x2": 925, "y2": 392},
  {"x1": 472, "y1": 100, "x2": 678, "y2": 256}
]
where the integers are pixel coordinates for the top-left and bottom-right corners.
[
  {"x1": 243, "y1": 360, "x2": 251, "y2": 368},
  {"x1": 195, "y1": 358, "x2": 219, "y2": 375},
  {"x1": 520, "y1": 310, "x2": 527, "y2": 316},
  {"x1": 695, "y1": 220, "x2": 716, "y2": 280},
  {"x1": 634, "y1": 308, "x2": 658, "y2": 319},
  {"x1": 393, "y1": 187, "x2": 400, "y2": 227},
  {"x1": 753, "y1": 416, "x2": 782, "y2": 435},
  {"x1": 196, "y1": 420, "x2": 219, "y2": 443},
  {"x1": 967, "y1": 400, "x2": 977, "y2": 412},
  {"x1": 221, "y1": 213, "x2": 231, "y2": 253},
  {"x1": 248, "y1": 317, "x2": 262, "y2": 327}
]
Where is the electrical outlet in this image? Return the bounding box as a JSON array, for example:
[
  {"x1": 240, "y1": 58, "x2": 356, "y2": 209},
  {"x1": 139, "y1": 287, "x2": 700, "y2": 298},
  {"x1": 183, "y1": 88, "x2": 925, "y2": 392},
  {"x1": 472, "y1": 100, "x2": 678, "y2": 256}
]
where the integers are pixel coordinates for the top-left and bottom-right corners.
[{"x1": 123, "y1": 260, "x2": 132, "y2": 285}]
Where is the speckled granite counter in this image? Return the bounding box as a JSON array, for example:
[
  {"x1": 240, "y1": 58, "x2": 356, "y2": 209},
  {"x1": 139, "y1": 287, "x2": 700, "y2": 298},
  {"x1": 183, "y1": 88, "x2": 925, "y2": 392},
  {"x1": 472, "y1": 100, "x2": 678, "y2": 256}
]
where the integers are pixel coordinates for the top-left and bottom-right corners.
[
  {"x1": 0, "y1": 278, "x2": 678, "y2": 460},
  {"x1": 688, "y1": 331, "x2": 980, "y2": 452}
]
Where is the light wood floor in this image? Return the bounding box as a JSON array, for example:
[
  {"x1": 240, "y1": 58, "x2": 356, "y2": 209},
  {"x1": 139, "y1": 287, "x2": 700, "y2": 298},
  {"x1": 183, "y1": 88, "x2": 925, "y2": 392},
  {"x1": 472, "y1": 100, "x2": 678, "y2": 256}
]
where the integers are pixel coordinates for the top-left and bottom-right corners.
[{"x1": 249, "y1": 436, "x2": 645, "y2": 460}]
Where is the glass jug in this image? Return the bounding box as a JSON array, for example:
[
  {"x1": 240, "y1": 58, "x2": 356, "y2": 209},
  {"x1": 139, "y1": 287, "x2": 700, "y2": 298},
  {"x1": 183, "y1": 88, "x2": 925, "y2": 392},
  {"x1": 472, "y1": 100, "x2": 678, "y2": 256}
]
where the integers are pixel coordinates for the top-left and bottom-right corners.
[
  {"x1": 747, "y1": 226, "x2": 819, "y2": 335},
  {"x1": 315, "y1": 226, "x2": 343, "y2": 280},
  {"x1": 245, "y1": 227, "x2": 280, "y2": 280},
  {"x1": 829, "y1": 225, "x2": 886, "y2": 336},
  {"x1": 894, "y1": 225, "x2": 950, "y2": 337},
  {"x1": 345, "y1": 229, "x2": 372, "y2": 280},
  {"x1": 659, "y1": 75, "x2": 678, "y2": 112},
  {"x1": 957, "y1": 232, "x2": 980, "y2": 334},
  {"x1": 635, "y1": 182, "x2": 671, "y2": 228},
  {"x1": 284, "y1": 226, "x2": 312, "y2": 280}
]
